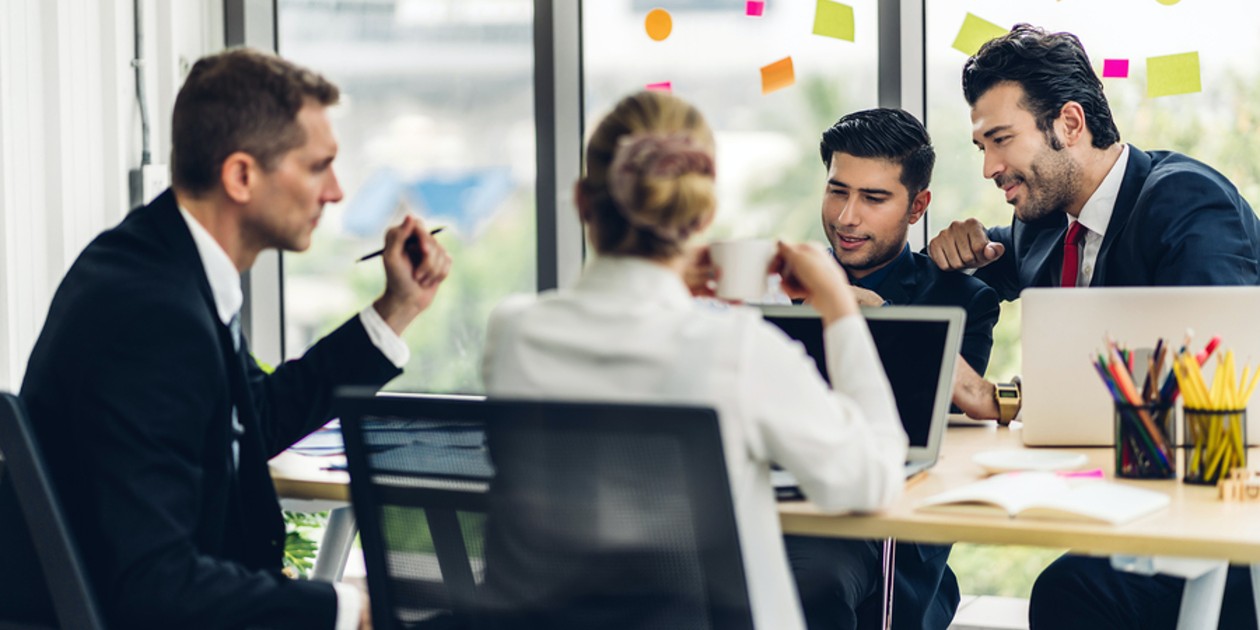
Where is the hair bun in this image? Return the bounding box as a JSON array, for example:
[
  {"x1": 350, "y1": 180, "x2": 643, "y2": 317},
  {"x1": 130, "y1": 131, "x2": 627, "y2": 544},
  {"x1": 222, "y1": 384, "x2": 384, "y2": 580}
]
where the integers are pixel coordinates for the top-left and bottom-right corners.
[{"x1": 607, "y1": 132, "x2": 715, "y2": 241}]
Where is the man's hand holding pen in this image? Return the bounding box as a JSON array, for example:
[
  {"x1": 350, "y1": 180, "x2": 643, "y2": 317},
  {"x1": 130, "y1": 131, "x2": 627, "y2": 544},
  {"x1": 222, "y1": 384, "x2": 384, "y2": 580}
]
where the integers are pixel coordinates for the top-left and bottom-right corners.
[{"x1": 372, "y1": 215, "x2": 452, "y2": 335}]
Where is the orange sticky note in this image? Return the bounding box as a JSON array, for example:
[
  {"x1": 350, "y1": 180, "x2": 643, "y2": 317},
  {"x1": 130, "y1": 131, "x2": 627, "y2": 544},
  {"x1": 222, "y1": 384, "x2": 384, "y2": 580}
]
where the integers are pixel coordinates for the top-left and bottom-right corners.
[
  {"x1": 760, "y1": 57, "x2": 795, "y2": 94},
  {"x1": 645, "y1": 8, "x2": 672, "y2": 41}
]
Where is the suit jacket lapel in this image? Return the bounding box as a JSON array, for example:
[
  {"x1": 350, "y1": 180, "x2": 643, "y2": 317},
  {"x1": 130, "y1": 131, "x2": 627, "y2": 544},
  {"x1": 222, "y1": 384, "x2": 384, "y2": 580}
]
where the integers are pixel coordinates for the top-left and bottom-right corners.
[
  {"x1": 149, "y1": 189, "x2": 222, "y2": 322},
  {"x1": 1094, "y1": 145, "x2": 1150, "y2": 286},
  {"x1": 875, "y1": 254, "x2": 919, "y2": 306},
  {"x1": 1003, "y1": 200, "x2": 1068, "y2": 290}
]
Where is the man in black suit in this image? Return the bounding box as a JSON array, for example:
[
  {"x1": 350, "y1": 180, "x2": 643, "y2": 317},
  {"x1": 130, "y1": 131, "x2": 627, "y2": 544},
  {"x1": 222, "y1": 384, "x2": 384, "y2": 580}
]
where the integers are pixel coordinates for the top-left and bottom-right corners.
[
  {"x1": 0, "y1": 48, "x2": 450, "y2": 629},
  {"x1": 927, "y1": 25, "x2": 1260, "y2": 630},
  {"x1": 784, "y1": 108, "x2": 1000, "y2": 630}
]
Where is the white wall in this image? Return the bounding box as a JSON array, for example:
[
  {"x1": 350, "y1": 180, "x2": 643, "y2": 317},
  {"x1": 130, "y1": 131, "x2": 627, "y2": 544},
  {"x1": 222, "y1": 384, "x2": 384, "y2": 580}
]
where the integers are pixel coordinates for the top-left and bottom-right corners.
[{"x1": 0, "y1": 0, "x2": 223, "y2": 390}]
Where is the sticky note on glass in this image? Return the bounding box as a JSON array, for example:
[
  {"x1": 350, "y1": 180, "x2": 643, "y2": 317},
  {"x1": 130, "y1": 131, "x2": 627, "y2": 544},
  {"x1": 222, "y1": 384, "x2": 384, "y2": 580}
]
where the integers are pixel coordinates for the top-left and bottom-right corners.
[
  {"x1": 646, "y1": 81, "x2": 672, "y2": 92},
  {"x1": 1102, "y1": 59, "x2": 1130, "y2": 78},
  {"x1": 761, "y1": 57, "x2": 795, "y2": 94},
  {"x1": 1147, "y1": 51, "x2": 1201, "y2": 97},
  {"x1": 952, "y1": 13, "x2": 1007, "y2": 57},
  {"x1": 645, "y1": 8, "x2": 672, "y2": 41},
  {"x1": 812, "y1": 0, "x2": 855, "y2": 42},
  {"x1": 746, "y1": 0, "x2": 765, "y2": 17}
]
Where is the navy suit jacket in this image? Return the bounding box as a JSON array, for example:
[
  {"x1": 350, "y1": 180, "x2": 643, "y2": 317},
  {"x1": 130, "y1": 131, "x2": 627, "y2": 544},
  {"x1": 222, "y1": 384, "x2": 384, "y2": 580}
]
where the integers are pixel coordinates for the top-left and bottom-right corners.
[
  {"x1": 854, "y1": 251, "x2": 999, "y2": 630},
  {"x1": 978, "y1": 145, "x2": 1260, "y2": 301},
  {"x1": 870, "y1": 250, "x2": 1000, "y2": 375},
  {"x1": 0, "y1": 189, "x2": 401, "y2": 629}
]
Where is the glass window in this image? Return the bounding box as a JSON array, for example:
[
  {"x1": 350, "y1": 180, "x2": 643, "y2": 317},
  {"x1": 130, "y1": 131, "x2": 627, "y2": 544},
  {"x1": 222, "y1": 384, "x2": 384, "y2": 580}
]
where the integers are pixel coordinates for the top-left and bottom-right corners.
[
  {"x1": 277, "y1": 0, "x2": 536, "y2": 394},
  {"x1": 584, "y1": 0, "x2": 880, "y2": 242},
  {"x1": 926, "y1": 1, "x2": 1260, "y2": 382}
]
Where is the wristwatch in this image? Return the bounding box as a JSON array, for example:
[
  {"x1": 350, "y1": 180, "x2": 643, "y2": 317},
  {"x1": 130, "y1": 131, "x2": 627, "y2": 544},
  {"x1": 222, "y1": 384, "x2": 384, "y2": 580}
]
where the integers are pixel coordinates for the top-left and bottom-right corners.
[{"x1": 994, "y1": 376, "x2": 1022, "y2": 426}]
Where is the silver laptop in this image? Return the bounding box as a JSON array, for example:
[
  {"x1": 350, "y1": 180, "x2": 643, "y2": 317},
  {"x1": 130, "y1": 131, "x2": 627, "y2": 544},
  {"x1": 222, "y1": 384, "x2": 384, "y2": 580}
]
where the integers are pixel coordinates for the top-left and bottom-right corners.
[
  {"x1": 759, "y1": 304, "x2": 965, "y2": 494},
  {"x1": 1021, "y1": 287, "x2": 1260, "y2": 446}
]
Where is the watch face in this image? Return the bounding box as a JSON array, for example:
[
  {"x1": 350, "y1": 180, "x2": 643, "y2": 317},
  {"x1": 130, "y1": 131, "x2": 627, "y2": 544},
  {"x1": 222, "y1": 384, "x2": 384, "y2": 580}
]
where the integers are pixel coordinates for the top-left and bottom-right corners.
[{"x1": 998, "y1": 389, "x2": 1019, "y2": 398}]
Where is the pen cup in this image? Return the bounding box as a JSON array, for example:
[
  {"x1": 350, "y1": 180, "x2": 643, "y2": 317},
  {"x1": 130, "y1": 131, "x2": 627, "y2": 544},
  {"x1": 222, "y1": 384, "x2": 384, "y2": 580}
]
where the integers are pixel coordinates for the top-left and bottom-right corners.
[
  {"x1": 1183, "y1": 408, "x2": 1247, "y2": 485},
  {"x1": 1114, "y1": 402, "x2": 1176, "y2": 479}
]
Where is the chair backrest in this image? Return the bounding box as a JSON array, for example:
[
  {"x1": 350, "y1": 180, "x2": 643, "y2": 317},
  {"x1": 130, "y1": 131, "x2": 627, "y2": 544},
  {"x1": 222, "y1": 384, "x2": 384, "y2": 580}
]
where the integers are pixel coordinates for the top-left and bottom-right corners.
[
  {"x1": 0, "y1": 393, "x2": 105, "y2": 630},
  {"x1": 338, "y1": 391, "x2": 753, "y2": 630}
]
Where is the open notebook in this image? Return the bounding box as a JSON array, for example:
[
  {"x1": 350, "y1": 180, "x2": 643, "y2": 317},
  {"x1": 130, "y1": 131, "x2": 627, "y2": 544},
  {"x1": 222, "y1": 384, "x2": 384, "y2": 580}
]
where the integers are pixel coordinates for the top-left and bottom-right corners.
[
  {"x1": 760, "y1": 305, "x2": 964, "y2": 497},
  {"x1": 918, "y1": 472, "x2": 1170, "y2": 525}
]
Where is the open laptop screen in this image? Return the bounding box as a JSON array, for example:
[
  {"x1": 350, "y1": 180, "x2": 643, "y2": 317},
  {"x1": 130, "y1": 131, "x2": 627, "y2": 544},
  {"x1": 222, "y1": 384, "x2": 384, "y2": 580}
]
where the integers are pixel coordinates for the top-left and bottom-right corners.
[{"x1": 764, "y1": 313, "x2": 949, "y2": 449}]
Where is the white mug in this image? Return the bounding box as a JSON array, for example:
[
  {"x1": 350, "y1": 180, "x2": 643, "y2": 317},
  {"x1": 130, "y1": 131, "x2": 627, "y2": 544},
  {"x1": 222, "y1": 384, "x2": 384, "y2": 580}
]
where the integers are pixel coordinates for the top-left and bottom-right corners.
[{"x1": 708, "y1": 238, "x2": 776, "y2": 302}]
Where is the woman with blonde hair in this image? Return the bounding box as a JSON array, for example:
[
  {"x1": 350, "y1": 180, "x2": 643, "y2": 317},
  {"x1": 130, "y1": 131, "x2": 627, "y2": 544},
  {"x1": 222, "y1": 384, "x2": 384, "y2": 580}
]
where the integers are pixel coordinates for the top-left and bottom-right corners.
[{"x1": 481, "y1": 91, "x2": 906, "y2": 629}]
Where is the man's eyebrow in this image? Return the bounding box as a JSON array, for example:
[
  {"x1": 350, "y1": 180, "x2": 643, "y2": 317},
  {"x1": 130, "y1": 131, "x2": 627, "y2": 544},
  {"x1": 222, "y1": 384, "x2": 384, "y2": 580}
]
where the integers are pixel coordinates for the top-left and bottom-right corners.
[
  {"x1": 981, "y1": 124, "x2": 1013, "y2": 139},
  {"x1": 827, "y1": 178, "x2": 892, "y2": 196}
]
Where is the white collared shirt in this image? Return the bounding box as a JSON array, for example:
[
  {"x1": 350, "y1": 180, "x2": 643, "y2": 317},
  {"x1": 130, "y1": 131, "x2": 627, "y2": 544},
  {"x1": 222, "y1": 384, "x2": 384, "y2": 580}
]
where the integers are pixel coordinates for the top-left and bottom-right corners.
[
  {"x1": 482, "y1": 255, "x2": 907, "y2": 630},
  {"x1": 178, "y1": 206, "x2": 408, "y2": 630},
  {"x1": 1067, "y1": 144, "x2": 1130, "y2": 287}
]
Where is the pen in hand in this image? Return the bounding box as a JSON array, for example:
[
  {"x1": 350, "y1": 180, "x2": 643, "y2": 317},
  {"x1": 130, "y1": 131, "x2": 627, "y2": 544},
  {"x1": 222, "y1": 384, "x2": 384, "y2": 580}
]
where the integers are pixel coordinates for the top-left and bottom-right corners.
[{"x1": 357, "y1": 227, "x2": 444, "y2": 262}]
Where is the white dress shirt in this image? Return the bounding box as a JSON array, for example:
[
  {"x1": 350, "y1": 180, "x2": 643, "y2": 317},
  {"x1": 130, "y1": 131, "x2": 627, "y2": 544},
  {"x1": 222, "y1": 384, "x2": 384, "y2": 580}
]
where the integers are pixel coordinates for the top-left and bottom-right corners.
[
  {"x1": 482, "y1": 255, "x2": 908, "y2": 630},
  {"x1": 1068, "y1": 144, "x2": 1129, "y2": 287},
  {"x1": 179, "y1": 207, "x2": 409, "y2": 630}
]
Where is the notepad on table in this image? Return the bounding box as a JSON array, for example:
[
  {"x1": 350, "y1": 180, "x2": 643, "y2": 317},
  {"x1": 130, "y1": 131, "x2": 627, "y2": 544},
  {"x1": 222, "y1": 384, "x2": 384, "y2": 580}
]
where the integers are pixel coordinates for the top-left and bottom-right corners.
[{"x1": 917, "y1": 472, "x2": 1170, "y2": 525}]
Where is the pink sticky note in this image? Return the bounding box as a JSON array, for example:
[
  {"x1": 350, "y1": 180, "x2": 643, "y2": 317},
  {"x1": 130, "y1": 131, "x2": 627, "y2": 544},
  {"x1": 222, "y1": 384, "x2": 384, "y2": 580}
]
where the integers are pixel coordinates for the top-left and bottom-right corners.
[
  {"x1": 1102, "y1": 59, "x2": 1130, "y2": 78},
  {"x1": 746, "y1": 0, "x2": 765, "y2": 17},
  {"x1": 646, "y1": 81, "x2": 672, "y2": 92}
]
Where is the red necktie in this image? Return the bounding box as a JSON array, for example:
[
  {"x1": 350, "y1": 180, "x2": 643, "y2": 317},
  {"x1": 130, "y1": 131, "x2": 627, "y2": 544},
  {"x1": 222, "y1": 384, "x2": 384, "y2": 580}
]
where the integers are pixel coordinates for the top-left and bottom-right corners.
[{"x1": 1060, "y1": 221, "x2": 1086, "y2": 288}]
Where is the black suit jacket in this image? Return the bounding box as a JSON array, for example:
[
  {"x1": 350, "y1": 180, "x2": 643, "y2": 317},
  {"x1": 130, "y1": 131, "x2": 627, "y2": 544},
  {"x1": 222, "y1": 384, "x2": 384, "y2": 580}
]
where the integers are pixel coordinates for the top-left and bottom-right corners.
[
  {"x1": 871, "y1": 250, "x2": 1000, "y2": 375},
  {"x1": 0, "y1": 189, "x2": 401, "y2": 628},
  {"x1": 978, "y1": 145, "x2": 1260, "y2": 301}
]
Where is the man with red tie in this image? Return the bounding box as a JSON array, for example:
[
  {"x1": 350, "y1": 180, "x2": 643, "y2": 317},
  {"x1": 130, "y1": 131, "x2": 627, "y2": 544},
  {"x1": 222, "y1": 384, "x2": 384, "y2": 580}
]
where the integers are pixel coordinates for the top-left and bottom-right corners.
[
  {"x1": 928, "y1": 24, "x2": 1260, "y2": 630},
  {"x1": 929, "y1": 24, "x2": 1260, "y2": 296}
]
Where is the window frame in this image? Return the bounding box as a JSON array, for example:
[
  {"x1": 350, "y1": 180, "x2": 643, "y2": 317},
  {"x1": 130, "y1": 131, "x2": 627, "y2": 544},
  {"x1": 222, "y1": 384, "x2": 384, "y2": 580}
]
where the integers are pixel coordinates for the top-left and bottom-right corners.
[{"x1": 235, "y1": 0, "x2": 927, "y2": 376}]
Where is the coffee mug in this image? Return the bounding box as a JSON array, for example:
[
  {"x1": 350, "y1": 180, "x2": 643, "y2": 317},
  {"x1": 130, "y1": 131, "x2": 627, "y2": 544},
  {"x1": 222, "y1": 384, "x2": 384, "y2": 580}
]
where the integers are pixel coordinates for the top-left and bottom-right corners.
[{"x1": 708, "y1": 238, "x2": 776, "y2": 302}]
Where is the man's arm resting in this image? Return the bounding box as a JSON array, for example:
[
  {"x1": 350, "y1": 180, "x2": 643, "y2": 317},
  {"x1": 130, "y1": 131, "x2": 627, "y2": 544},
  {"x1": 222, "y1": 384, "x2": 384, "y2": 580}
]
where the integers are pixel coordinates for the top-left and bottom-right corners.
[{"x1": 951, "y1": 356, "x2": 999, "y2": 420}]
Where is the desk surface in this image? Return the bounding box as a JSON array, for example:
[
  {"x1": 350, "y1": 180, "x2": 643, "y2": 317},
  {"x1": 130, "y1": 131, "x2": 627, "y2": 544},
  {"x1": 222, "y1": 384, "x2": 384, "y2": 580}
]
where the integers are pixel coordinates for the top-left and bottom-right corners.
[
  {"x1": 270, "y1": 423, "x2": 1260, "y2": 562},
  {"x1": 781, "y1": 423, "x2": 1260, "y2": 563}
]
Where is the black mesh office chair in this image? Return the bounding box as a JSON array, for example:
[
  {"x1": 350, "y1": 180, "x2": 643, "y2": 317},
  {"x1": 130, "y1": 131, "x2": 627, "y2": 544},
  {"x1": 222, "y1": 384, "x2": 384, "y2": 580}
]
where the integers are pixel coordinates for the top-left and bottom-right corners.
[
  {"x1": 338, "y1": 392, "x2": 754, "y2": 630},
  {"x1": 0, "y1": 392, "x2": 105, "y2": 630}
]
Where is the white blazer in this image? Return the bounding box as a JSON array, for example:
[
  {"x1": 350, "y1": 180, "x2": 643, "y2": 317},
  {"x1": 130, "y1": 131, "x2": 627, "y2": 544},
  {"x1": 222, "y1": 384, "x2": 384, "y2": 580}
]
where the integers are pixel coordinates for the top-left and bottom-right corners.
[{"x1": 482, "y1": 255, "x2": 907, "y2": 630}]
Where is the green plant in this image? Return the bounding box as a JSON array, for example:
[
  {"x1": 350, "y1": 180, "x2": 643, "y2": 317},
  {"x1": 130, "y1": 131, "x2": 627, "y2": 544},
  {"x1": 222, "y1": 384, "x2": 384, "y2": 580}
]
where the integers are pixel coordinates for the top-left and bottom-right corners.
[{"x1": 282, "y1": 510, "x2": 329, "y2": 578}]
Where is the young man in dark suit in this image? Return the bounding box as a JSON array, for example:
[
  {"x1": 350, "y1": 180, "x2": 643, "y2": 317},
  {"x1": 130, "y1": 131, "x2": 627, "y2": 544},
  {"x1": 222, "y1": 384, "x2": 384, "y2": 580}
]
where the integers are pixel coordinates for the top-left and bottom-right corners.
[
  {"x1": 927, "y1": 24, "x2": 1260, "y2": 630},
  {"x1": 0, "y1": 48, "x2": 450, "y2": 629},
  {"x1": 784, "y1": 108, "x2": 1000, "y2": 630}
]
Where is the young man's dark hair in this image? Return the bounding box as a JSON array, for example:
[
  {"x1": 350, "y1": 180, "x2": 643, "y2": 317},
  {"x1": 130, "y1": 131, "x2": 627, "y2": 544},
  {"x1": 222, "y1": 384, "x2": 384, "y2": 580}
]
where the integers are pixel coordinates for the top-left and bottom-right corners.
[
  {"x1": 819, "y1": 108, "x2": 936, "y2": 198},
  {"x1": 171, "y1": 47, "x2": 340, "y2": 195},
  {"x1": 962, "y1": 23, "x2": 1120, "y2": 150}
]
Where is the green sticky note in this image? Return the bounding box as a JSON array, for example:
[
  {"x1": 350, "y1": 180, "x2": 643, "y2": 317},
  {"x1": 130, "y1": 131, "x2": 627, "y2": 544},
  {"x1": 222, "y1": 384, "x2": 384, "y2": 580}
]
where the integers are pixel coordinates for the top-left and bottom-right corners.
[
  {"x1": 812, "y1": 0, "x2": 855, "y2": 42},
  {"x1": 951, "y1": 13, "x2": 1008, "y2": 57},
  {"x1": 1147, "y1": 51, "x2": 1201, "y2": 98}
]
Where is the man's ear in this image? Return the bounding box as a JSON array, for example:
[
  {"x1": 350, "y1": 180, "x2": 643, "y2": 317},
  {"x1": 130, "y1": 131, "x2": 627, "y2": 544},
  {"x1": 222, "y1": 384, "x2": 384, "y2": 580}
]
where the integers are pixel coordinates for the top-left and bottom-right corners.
[
  {"x1": 1058, "y1": 101, "x2": 1088, "y2": 148},
  {"x1": 220, "y1": 151, "x2": 257, "y2": 204},
  {"x1": 908, "y1": 189, "x2": 931, "y2": 225}
]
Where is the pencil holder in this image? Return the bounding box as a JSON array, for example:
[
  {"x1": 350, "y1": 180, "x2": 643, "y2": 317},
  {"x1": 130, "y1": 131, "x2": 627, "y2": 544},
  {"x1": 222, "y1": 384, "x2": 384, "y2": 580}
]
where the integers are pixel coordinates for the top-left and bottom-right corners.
[
  {"x1": 1183, "y1": 408, "x2": 1247, "y2": 485},
  {"x1": 1114, "y1": 402, "x2": 1176, "y2": 479}
]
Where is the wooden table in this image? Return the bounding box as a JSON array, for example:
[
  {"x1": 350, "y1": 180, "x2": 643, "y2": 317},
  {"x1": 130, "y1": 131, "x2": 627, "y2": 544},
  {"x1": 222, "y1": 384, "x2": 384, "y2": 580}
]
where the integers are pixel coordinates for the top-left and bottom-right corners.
[
  {"x1": 780, "y1": 423, "x2": 1260, "y2": 563},
  {"x1": 271, "y1": 422, "x2": 1260, "y2": 628}
]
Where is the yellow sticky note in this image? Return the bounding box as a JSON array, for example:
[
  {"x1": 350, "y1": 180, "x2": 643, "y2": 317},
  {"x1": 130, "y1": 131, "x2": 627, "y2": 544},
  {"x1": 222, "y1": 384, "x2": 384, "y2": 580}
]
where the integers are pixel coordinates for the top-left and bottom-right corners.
[
  {"x1": 812, "y1": 0, "x2": 855, "y2": 42},
  {"x1": 761, "y1": 57, "x2": 795, "y2": 95},
  {"x1": 951, "y1": 13, "x2": 1008, "y2": 57},
  {"x1": 1147, "y1": 51, "x2": 1201, "y2": 98}
]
